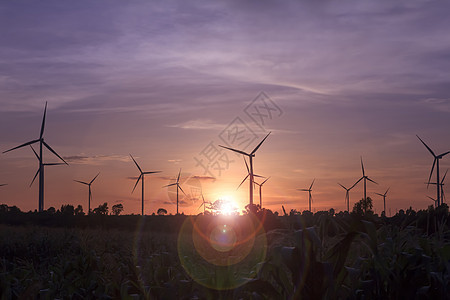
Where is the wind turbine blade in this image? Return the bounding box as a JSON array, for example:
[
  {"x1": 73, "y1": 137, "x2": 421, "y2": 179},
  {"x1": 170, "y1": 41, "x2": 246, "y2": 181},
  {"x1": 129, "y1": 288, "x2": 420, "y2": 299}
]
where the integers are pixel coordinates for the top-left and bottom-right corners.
[
  {"x1": 337, "y1": 183, "x2": 347, "y2": 190},
  {"x1": 40, "y1": 102, "x2": 47, "y2": 139},
  {"x1": 0, "y1": 184, "x2": 7, "y2": 187},
  {"x1": 178, "y1": 184, "x2": 187, "y2": 195},
  {"x1": 253, "y1": 174, "x2": 265, "y2": 178},
  {"x1": 143, "y1": 171, "x2": 161, "y2": 175},
  {"x1": 441, "y1": 169, "x2": 448, "y2": 184},
  {"x1": 439, "y1": 150, "x2": 450, "y2": 157},
  {"x1": 30, "y1": 145, "x2": 40, "y2": 160},
  {"x1": 375, "y1": 193, "x2": 384, "y2": 196},
  {"x1": 177, "y1": 169, "x2": 181, "y2": 183},
  {"x1": 360, "y1": 156, "x2": 365, "y2": 176},
  {"x1": 44, "y1": 163, "x2": 65, "y2": 166},
  {"x1": 90, "y1": 172, "x2": 100, "y2": 184},
  {"x1": 74, "y1": 180, "x2": 89, "y2": 185},
  {"x1": 42, "y1": 141, "x2": 68, "y2": 165},
  {"x1": 427, "y1": 158, "x2": 436, "y2": 187},
  {"x1": 129, "y1": 154, "x2": 143, "y2": 173},
  {"x1": 237, "y1": 174, "x2": 249, "y2": 190},
  {"x1": 30, "y1": 168, "x2": 40, "y2": 187},
  {"x1": 416, "y1": 135, "x2": 436, "y2": 157},
  {"x1": 251, "y1": 132, "x2": 271, "y2": 155},
  {"x1": 366, "y1": 177, "x2": 378, "y2": 184},
  {"x1": 261, "y1": 177, "x2": 270, "y2": 185},
  {"x1": 351, "y1": 177, "x2": 363, "y2": 189},
  {"x1": 385, "y1": 187, "x2": 390, "y2": 195},
  {"x1": 310, "y1": 178, "x2": 315, "y2": 190},
  {"x1": 132, "y1": 174, "x2": 142, "y2": 193},
  {"x1": 3, "y1": 139, "x2": 40, "y2": 153},
  {"x1": 244, "y1": 156, "x2": 249, "y2": 173},
  {"x1": 298, "y1": 189, "x2": 309, "y2": 191},
  {"x1": 219, "y1": 145, "x2": 249, "y2": 156},
  {"x1": 162, "y1": 183, "x2": 177, "y2": 188}
]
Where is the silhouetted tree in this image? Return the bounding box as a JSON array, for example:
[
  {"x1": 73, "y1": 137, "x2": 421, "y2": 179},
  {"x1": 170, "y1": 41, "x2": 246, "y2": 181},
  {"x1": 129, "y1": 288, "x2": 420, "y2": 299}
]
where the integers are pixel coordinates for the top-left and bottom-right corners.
[
  {"x1": 93, "y1": 202, "x2": 108, "y2": 215},
  {"x1": 47, "y1": 207, "x2": 56, "y2": 214},
  {"x1": 111, "y1": 204, "x2": 123, "y2": 216},
  {"x1": 352, "y1": 197, "x2": 373, "y2": 215},
  {"x1": 0, "y1": 204, "x2": 8, "y2": 213},
  {"x1": 74, "y1": 205, "x2": 84, "y2": 216},
  {"x1": 157, "y1": 208, "x2": 167, "y2": 215},
  {"x1": 60, "y1": 204, "x2": 74, "y2": 216}
]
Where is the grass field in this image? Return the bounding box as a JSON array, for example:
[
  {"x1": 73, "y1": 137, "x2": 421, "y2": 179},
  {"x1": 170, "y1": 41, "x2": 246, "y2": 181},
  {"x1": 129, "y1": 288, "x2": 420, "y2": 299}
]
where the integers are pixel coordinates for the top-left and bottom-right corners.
[{"x1": 0, "y1": 207, "x2": 449, "y2": 299}]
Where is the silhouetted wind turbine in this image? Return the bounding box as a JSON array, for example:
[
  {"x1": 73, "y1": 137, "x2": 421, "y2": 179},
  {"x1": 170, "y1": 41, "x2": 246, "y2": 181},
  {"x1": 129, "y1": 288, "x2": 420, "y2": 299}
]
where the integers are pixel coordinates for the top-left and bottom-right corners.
[
  {"x1": 74, "y1": 173, "x2": 100, "y2": 214},
  {"x1": 130, "y1": 154, "x2": 161, "y2": 215},
  {"x1": 29, "y1": 145, "x2": 65, "y2": 187},
  {"x1": 356, "y1": 157, "x2": 377, "y2": 201},
  {"x1": 163, "y1": 169, "x2": 186, "y2": 215},
  {"x1": 298, "y1": 179, "x2": 315, "y2": 212},
  {"x1": 338, "y1": 178, "x2": 361, "y2": 212},
  {"x1": 219, "y1": 132, "x2": 271, "y2": 206},
  {"x1": 428, "y1": 169, "x2": 448, "y2": 205},
  {"x1": 2, "y1": 102, "x2": 68, "y2": 212},
  {"x1": 198, "y1": 193, "x2": 210, "y2": 214},
  {"x1": 237, "y1": 156, "x2": 264, "y2": 190},
  {"x1": 428, "y1": 196, "x2": 438, "y2": 208},
  {"x1": 417, "y1": 135, "x2": 450, "y2": 206},
  {"x1": 375, "y1": 188, "x2": 390, "y2": 216},
  {"x1": 255, "y1": 177, "x2": 270, "y2": 208}
]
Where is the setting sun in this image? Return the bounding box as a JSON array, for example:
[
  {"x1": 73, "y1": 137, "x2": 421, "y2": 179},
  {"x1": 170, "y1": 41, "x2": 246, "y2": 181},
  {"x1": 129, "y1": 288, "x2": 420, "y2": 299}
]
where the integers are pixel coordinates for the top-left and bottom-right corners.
[{"x1": 215, "y1": 196, "x2": 239, "y2": 215}]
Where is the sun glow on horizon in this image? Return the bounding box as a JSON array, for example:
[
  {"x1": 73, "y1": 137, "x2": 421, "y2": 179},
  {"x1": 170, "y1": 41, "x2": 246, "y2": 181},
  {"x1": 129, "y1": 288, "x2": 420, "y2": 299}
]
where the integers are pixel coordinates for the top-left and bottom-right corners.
[{"x1": 216, "y1": 195, "x2": 239, "y2": 215}]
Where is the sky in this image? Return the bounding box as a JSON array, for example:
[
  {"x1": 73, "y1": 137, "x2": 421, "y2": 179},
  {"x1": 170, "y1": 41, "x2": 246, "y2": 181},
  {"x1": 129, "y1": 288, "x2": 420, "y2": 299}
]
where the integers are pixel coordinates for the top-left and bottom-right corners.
[{"x1": 1, "y1": 0, "x2": 450, "y2": 216}]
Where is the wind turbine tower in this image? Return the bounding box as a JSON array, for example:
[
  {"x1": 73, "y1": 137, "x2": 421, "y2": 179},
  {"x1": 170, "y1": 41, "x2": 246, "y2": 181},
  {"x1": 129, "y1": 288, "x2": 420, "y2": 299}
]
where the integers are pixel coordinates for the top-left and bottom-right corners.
[
  {"x1": 3, "y1": 102, "x2": 68, "y2": 212},
  {"x1": 219, "y1": 132, "x2": 271, "y2": 206},
  {"x1": 298, "y1": 179, "x2": 315, "y2": 212},
  {"x1": 338, "y1": 178, "x2": 361, "y2": 212},
  {"x1": 375, "y1": 188, "x2": 390, "y2": 216},
  {"x1": 417, "y1": 135, "x2": 450, "y2": 206},
  {"x1": 74, "y1": 173, "x2": 100, "y2": 214},
  {"x1": 255, "y1": 177, "x2": 270, "y2": 208},
  {"x1": 163, "y1": 169, "x2": 186, "y2": 215},
  {"x1": 356, "y1": 157, "x2": 377, "y2": 201},
  {"x1": 130, "y1": 154, "x2": 161, "y2": 215}
]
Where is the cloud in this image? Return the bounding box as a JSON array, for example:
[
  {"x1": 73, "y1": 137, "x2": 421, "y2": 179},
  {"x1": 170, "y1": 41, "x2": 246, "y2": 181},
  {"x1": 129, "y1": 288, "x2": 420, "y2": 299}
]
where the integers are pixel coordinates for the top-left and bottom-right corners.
[
  {"x1": 191, "y1": 175, "x2": 216, "y2": 181},
  {"x1": 167, "y1": 159, "x2": 182, "y2": 164},
  {"x1": 168, "y1": 119, "x2": 226, "y2": 130},
  {"x1": 64, "y1": 154, "x2": 130, "y2": 165}
]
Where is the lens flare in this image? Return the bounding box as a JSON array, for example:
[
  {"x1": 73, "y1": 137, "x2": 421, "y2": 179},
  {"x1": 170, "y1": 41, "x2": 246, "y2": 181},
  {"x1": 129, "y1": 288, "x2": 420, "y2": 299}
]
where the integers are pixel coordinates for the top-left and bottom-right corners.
[{"x1": 178, "y1": 213, "x2": 267, "y2": 290}]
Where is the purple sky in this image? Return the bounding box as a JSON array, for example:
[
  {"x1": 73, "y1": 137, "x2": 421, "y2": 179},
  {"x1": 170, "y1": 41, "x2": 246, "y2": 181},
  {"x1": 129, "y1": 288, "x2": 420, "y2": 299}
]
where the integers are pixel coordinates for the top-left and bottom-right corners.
[{"x1": 1, "y1": 0, "x2": 450, "y2": 215}]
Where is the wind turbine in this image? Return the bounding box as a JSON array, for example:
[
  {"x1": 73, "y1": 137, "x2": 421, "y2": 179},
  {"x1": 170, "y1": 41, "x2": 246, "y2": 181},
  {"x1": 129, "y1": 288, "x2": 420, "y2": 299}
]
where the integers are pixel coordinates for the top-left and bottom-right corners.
[
  {"x1": 29, "y1": 145, "x2": 65, "y2": 187},
  {"x1": 219, "y1": 132, "x2": 271, "y2": 206},
  {"x1": 337, "y1": 178, "x2": 361, "y2": 212},
  {"x1": 130, "y1": 154, "x2": 161, "y2": 215},
  {"x1": 198, "y1": 193, "x2": 210, "y2": 214},
  {"x1": 375, "y1": 188, "x2": 390, "y2": 216},
  {"x1": 255, "y1": 177, "x2": 270, "y2": 208},
  {"x1": 428, "y1": 196, "x2": 438, "y2": 208},
  {"x1": 356, "y1": 157, "x2": 377, "y2": 201},
  {"x1": 428, "y1": 169, "x2": 448, "y2": 205},
  {"x1": 74, "y1": 173, "x2": 100, "y2": 214},
  {"x1": 417, "y1": 135, "x2": 450, "y2": 206},
  {"x1": 2, "y1": 102, "x2": 68, "y2": 212},
  {"x1": 163, "y1": 169, "x2": 186, "y2": 215},
  {"x1": 237, "y1": 156, "x2": 264, "y2": 189},
  {"x1": 298, "y1": 179, "x2": 315, "y2": 212}
]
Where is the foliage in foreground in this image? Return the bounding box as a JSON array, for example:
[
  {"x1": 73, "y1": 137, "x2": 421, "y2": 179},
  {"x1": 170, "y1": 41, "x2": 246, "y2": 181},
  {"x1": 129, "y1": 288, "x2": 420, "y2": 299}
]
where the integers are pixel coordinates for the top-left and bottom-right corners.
[{"x1": 0, "y1": 206, "x2": 449, "y2": 299}]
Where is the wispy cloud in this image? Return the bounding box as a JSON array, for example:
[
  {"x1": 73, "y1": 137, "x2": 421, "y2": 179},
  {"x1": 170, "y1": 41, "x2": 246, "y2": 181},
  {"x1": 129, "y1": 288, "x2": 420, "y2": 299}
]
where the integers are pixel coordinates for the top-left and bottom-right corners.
[
  {"x1": 168, "y1": 119, "x2": 226, "y2": 130},
  {"x1": 64, "y1": 154, "x2": 130, "y2": 165}
]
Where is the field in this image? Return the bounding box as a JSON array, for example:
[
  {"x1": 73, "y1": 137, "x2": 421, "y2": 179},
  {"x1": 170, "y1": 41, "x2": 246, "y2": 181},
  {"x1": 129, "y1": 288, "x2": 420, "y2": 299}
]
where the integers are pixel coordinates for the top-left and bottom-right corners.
[{"x1": 0, "y1": 206, "x2": 449, "y2": 299}]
